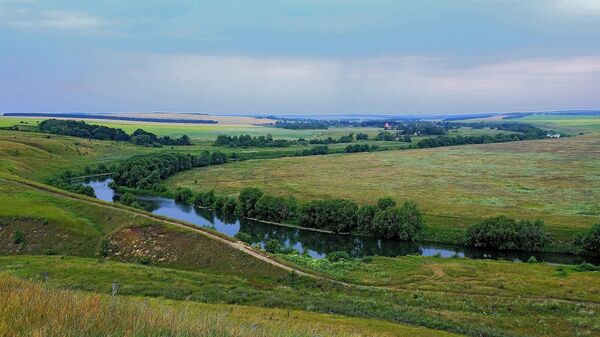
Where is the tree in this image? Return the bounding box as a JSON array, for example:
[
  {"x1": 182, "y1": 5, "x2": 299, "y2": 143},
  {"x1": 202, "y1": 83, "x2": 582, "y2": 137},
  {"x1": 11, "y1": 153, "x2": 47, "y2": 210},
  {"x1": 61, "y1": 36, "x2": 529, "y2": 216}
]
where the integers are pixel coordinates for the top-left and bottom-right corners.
[
  {"x1": 237, "y1": 187, "x2": 264, "y2": 217},
  {"x1": 356, "y1": 205, "x2": 378, "y2": 234},
  {"x1": 515, "y1": 220, "x2": 548, "y2": 251}
]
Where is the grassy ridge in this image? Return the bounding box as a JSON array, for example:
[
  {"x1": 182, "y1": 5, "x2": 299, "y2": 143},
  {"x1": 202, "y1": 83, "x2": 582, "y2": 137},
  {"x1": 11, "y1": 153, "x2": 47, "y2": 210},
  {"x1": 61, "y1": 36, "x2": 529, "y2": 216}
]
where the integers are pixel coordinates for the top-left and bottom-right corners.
[
  {"x1": 1, "y1": 275, "x2": 457, "y2": 337},
  {"x1": 168, "y1": 134, "x2": 600, "y2": 249}
]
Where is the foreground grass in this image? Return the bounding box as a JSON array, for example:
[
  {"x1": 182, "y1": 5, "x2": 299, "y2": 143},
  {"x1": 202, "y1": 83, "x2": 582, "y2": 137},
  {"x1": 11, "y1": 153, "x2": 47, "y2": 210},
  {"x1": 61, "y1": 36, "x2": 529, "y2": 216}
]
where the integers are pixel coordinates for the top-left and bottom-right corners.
[
  {"x1": 1, "y1": 275, "x2": 457, "y2": 337},
  {"x1": 169, "y1": 134, "x2": 600, "y2": 249},
  {"x1": 279, "y1": 254, "x2": 600, "y2": 303},
  {"x1": 2, "y1": 255, "x2": 598, "y2": 337}
]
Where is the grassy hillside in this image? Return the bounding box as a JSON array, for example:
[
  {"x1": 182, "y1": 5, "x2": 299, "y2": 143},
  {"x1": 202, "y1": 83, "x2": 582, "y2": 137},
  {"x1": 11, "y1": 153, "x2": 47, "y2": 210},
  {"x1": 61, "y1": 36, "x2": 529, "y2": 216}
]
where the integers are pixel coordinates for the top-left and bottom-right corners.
[
  {"x1": 168, "y1": 134, "x2": 600, "y2": 247},
  {"x1": 2, "y1": 255, "x2": 598, "y2": 337},
  {"x1": 0, "y1": 178, "x2": 285, "y2": 279},
  {"x1": 1, "y1": 275, "x2": 456, "y2": 337}
]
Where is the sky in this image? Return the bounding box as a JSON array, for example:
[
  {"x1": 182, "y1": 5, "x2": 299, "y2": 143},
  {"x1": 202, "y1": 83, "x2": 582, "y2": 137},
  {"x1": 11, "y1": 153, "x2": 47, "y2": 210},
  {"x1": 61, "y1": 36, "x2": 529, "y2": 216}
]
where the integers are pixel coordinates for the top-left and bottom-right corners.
[{"x1": 1, "y1": 0, "x2": 600, "y2": 115}]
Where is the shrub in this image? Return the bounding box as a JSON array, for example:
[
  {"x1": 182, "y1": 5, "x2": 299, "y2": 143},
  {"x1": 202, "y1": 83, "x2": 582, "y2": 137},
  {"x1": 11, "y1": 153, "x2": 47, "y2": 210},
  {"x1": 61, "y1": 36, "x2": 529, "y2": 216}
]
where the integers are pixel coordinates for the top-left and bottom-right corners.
[
  {"x1": 193, "y1": 190, "x2": 216, "y2": 207},
  {"x1": 234, "y1": 232, "x2": 252, "y2": 244},
  {"x1": 119, "y1": 192, "x2": 138, "y2": 207},
  {"x1": 373, "y1": 201, "x2": 422, "y2": 240},
  {"x1": 326, "y1": 251, "x2": 351, "y2": 262},
  {"x1": 376, "y1": 197, "x2": 396, "y2": 210},
  {"x1": 12, "y1": 230, "x2": 24, "y2": 244},
  {"x1": 264, "y1": 239, "x2": 283, "y2": 254},
  {"x1": 581, "y1": 224, "x2": 600, "y2": 252},
  {"x1": 464, "y1": 216, "x2": 519, "y2": 250},
  {"x1": 297, "y1": 199, "x2": 358, "y2": 233},
  {"x1": 174, "y1": 188, "x2": 193, "y2": 202},
  {"x1": 464, "y1": 216, "x2": 549, "y2": 251},
  {"x1": 515, "y1": 220, "x2": 549, "y2": 251}
]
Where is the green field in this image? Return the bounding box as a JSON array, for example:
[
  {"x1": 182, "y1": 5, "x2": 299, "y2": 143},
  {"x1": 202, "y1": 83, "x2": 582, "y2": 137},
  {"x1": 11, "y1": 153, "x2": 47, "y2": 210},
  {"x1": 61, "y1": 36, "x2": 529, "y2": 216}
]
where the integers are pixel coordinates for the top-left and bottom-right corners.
[
  {"x1": 168, "y1": 132, "x2": 600, "y2": 248},
  {"x1": 517, "y1": 115, "x2": 600, "y2": 132}
]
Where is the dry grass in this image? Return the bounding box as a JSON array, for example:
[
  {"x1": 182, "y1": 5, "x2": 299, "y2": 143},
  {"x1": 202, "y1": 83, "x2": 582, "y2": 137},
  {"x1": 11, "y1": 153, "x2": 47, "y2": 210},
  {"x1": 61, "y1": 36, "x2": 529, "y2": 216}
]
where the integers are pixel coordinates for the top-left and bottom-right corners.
[{"x1": 0, "y1": 275, "x2": 458, "y2": 337}]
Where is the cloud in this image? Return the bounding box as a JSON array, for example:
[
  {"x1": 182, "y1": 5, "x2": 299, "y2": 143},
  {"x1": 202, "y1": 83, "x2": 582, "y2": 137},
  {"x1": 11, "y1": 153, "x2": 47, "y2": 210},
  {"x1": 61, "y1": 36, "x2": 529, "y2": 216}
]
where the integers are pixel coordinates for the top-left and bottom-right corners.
[
  {"x1": 74, "y1": 53, "x2": 600, "y2": 114},
  {"x1": 552, "y1": 0, "x2": 600, "y2": 15},
  {"x1": 5, "y1": 10, "x2": 107, "y2": 30}
]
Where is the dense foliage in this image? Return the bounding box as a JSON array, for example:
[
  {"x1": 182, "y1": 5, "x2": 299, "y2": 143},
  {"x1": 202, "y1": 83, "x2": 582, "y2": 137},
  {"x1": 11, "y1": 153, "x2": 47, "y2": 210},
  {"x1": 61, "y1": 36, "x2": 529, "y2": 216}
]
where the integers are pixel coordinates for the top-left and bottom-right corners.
[
  {"x1": 416, "y1": 133, "x2": 538, "y2": 149},
  {"x1": 274, "y1": 121, "x2": 329, "y2": 130},
  {"x1": 191, "y1": 186, "x2": 423, "y2": 240},
  {"x1": 580, "y1": 224, "x2": 600, "y2": 253},
  {"x1": 38, "y1": 119, "x2": 191, "y2": 147},
  {"x1": 113, "y1": 152, "x2": 227, "y2": 190},
  {"x1": 464, "y1": 216, "x2": 549, "y2": 251},
  {"x1": 300, "y1": 145, "x2": 329, "y2": 156},
  {"x1": 214, "y1": 134, "x2": 294, "y2": 147},
  {"x1": 39, "y1": 119, "x2": 130, "y2": 141}
]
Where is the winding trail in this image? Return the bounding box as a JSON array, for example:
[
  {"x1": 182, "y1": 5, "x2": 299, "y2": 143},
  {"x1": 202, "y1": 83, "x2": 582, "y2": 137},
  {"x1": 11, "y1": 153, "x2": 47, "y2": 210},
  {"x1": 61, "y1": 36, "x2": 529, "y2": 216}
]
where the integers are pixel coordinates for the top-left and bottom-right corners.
[{"x1": 3, "y1": 175, "x2": 599, "y2": 307}]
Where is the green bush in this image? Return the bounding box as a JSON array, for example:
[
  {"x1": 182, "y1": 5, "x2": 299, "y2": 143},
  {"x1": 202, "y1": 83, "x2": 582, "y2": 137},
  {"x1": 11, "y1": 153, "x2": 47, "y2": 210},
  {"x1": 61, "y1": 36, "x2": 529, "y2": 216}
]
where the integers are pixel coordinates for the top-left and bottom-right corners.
[
  {"x1": 193, "y1": 190, "x2": 216, "y2": 207},
  {"x1": 372, "y1": 201, "x2": 422, "y2": 240},
  {"x1": 118, "y1": 192, "x2": 138, "y2": 207},
  {"x1": 376, "y1": 197, "x2": 396, "y2": 210},
  {"x1": 12, "y1": 230, "x2": 24, "y2": 244},
  {"x1": 254, "y1": 195, "x2": 297, "y2": 222},
  {"x1": 174, "y1": 188, "x2": 193, "y2": 202},
  {"x1": 264, "y1": 239, "x2": 283, "y2": 254},
  {"x1": 326, "y1": 251, "x2": 351, "y2": 262},
  {"x1": 236, "y1": 187, "x2": 264, "y2": 217},
  {"x1": 581, "y1": 224, "x2": 600, "y2": 252},
  {"x1": 234, "y1": 232, "x2": 252, "y2": 244},
  {"x1": 464, "y1": 216, "x2": 549, "y2": 251}
]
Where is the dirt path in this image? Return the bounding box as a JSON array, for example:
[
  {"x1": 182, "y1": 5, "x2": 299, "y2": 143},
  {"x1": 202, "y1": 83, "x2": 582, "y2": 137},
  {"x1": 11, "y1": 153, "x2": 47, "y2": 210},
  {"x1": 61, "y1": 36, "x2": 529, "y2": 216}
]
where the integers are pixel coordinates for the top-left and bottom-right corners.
[{"x1": 3, "y1": 176, "x2": 599, "y2": 306}]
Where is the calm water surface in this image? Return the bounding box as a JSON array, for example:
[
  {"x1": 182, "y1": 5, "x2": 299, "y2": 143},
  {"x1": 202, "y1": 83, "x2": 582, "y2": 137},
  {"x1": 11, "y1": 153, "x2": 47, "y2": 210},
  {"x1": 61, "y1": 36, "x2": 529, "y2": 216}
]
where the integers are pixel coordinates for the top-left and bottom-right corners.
[{"x1": 84, "y1": 178, "x2": 599, "y2": 264}]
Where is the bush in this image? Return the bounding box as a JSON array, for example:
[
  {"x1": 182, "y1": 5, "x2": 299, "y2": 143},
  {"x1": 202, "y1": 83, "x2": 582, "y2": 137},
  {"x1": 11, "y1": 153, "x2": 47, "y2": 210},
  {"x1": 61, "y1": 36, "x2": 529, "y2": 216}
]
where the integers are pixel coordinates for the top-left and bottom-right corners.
[
  {"x1": 12, "y1": 230, "x2": 24, "y2": 244},
  {"x1": 119, "y1": 192, "x2": 138, "y2": 206},
  {"x1": 326, "y1": 251, "x2": 351, "y2": 262},
  {"x1": 264, "y1": 239, "x2": 283, "y2": 254},
  {"x1": 193, "y1": 190, "x2": 216, "y2": 207},
  {"x1": 376, "y1": 197, "x2": 396, "y2": 210},
  {"x1": 372, "y1": 201, "x2": 422, "y2": 240},
  {"x1": 464, "y1": 216, "x2": 549, "y2": 251},
  {"x1": 174, "y1": 188, "x2": 193, "y2": 202},
  {"x1": 581, "y1": 224, "x2": 600, "y2": 252},
  {"x1": 234, "y1": 232, "x2": 252, "y2": 244}
]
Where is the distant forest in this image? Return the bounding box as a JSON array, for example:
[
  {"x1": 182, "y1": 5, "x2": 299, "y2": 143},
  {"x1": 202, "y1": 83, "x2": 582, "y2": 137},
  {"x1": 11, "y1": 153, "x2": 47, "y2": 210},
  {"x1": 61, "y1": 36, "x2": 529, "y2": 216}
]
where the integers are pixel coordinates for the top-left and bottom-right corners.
[{"x1": 38, "y1": 119, "x2": 192, "y2": 147}]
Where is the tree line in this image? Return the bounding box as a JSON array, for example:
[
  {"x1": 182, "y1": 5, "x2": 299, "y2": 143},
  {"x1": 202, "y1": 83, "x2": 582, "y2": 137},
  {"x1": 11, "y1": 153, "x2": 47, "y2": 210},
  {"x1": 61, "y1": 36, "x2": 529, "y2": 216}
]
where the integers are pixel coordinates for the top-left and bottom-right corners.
[
  {"x1": 464, "y1": 215, "x2": 600, "y2": 254},
  {"x1": 113, "y1": 151, "x2": 227, "y2": 191},
  {"x1": 214, "y1": 134, "x2": 295, "y2": 147},
  {"x1": 38, "y1": 119, "x2": 192, "y2": 147},
  {"x1": 416, "y1": 132, "x2": 542, "y2": 149},
  {"x1": 178, "y1": 187, "x2": 424, "y2": 241}
]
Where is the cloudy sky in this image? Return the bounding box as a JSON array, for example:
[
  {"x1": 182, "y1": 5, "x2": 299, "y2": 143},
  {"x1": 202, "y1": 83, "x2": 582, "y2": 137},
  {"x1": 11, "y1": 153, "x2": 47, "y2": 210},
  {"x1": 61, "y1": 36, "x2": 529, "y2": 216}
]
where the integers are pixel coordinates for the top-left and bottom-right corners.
[{"x1": 1, "y1": 0, "x2": 600, "y2": 115}]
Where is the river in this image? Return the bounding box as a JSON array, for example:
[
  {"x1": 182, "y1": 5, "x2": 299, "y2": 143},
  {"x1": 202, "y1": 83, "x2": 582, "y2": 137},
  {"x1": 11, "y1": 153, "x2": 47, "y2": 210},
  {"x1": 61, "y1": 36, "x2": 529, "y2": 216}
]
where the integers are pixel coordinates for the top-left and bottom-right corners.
[{"x1": 84, "y1": 177, "x2": 598, "y2": 265}]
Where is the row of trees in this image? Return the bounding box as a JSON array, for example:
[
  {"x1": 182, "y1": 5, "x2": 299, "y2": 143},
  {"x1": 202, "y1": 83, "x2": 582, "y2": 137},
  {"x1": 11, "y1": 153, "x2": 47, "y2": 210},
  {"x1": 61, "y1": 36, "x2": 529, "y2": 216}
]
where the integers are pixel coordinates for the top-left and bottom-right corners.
[
  {"x1": 214, "y1": 134, "x2": 294, "y2": 147},
  {"x1": 345, "y1": 144, "x2": 379, "y2": 153},
  {"x1": 416, "y1": 133, "x2": 537, "y2": 149},
  {"x1": 38, "y1": 119, "x2": 192, "y2": 147},
  {"x1": 373, "y1": 131, "x2": 412, "y2": 142},
  {"x1": 464, "y1": 216, "x2": 549, "y2": 251},
  {"x1": 465, "y1": 216, "x2": 600, "y2": 254},
  {"x1": 180, "y1": 187, "x2": 424, "y2": 240},
  {"x1": 113, "y1": 151, "x2": 227, "y2": 190}
]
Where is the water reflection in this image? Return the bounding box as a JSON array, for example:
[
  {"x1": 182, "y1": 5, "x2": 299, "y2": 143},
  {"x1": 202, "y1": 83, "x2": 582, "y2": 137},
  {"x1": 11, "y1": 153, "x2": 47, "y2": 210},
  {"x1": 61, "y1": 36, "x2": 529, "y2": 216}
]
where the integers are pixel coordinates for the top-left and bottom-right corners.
[{"x1": 82, "y1": 177, "x2": 598, "y2": 264}]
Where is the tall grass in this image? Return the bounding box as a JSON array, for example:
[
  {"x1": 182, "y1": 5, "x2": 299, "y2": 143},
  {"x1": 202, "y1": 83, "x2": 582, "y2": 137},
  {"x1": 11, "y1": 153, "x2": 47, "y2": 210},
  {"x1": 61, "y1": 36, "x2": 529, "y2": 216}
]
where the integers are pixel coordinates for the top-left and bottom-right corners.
[{"x1": 0, "y1": 276, "x2": 364, "y2": 337}]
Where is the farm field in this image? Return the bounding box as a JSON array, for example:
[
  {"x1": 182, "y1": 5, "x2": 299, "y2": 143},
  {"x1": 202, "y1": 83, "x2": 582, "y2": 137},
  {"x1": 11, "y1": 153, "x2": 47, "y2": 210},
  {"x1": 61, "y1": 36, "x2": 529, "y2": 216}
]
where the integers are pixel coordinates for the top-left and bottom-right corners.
[
  {"x1": 517, "y1": 115, "x2": 600, "y2": 132},
  {"x1": 168, "y1": 132, "x2": 600, "y2": 247}
]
